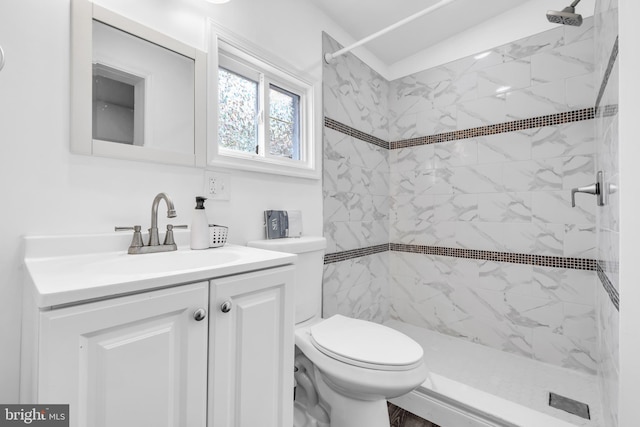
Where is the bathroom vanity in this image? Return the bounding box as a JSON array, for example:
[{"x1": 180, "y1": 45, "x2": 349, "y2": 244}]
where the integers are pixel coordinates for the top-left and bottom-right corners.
[{"x1": 20, "y1": 232, "x2": 295, "y2": 427}]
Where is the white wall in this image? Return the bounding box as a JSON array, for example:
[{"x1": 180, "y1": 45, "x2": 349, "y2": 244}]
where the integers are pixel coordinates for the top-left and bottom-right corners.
[
  {"x1": 618, "y1": 0, "x2": 640, "y2": 425},
  {"x1": 0, "y1": 0, "x2": 353, "y2": 402}
]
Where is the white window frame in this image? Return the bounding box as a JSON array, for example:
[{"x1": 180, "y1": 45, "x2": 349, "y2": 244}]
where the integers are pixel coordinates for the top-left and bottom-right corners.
[{"x1": 208, "y1": 20, "x2": 319, "y2": 179}]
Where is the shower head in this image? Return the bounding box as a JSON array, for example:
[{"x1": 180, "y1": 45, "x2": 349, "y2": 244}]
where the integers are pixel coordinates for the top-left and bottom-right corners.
[
  {"x1": 547, "y1": 0, "x2": 583, "y2": 26},
  {"x1": 547, "y1": 0, "x2": 582, "y2": 27},
  {"x1": 547, "y1": 7, "x2": 583, "y2": 26}
]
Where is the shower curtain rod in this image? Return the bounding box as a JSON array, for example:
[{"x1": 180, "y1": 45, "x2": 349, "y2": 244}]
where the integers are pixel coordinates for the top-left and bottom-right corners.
[{"x1": 324, "y1": 0, "x2": 458, "y2": 63}]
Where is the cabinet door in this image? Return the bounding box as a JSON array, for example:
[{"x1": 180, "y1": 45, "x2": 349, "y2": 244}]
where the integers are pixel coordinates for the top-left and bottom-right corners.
[
  {"x1": 209, "y1": 266, "x2": 295, "y2": 427},
  {"x1": 38, "y1": 282, "x2": 209, "y2": 427}
]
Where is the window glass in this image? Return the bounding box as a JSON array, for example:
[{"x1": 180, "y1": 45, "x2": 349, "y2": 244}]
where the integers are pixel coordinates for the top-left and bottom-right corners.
[
  {"x1": 217, "y1": 67, "x2": 258, "y2": 154},
  {"x1": 269, "y1": 84, "x2": 300, "y2": 160}
]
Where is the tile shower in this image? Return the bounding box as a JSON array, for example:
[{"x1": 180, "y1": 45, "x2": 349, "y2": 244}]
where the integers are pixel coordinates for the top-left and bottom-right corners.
[
  {"x1": 594, "y1": 0, "x2": 619, "y2": 426},
  {"x1": 322, "y1": 2, "x2": 619, "y2": 424}
]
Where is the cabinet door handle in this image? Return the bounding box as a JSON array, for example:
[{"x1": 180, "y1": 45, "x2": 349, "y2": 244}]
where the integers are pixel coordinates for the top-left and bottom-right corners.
[
  {"x1": 193, "y1": 308, "x2": 207, "y2": 321},
  {"x1": 220, "y1": 301, "x2": 232, "y2": 313}
]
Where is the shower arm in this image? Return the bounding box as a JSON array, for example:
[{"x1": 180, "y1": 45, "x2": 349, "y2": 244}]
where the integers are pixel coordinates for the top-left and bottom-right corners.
[
  {"x1": 569, "y1": 0, "x2": 581, "y2": 7},
  {"x1": 324, "y1": 0, "x2": 458, "y2": 64}
]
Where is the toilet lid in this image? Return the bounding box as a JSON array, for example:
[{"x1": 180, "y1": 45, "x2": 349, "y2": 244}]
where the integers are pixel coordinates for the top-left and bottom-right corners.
[{"x1": 309, "y1": 315, "x2": 424, "y2": 370}]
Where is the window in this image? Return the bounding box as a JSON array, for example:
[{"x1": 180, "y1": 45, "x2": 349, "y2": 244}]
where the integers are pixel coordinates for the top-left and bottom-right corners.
[
  {"x1": 217, "y1": 51, "x2": 305, "y2": 162},
  {"x1": 208, "y1": 24, "x2": 318, "y2": 179},
  {"x1": 217, "y1": 63, "x2": 301, "y2": 161},
  {"x1": 217, "y1": 65, "x2": 259, "y2": 154}
]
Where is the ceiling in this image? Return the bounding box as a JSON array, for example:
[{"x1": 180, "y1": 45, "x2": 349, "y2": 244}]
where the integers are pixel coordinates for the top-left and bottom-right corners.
[{"x1": 309, "y1": 0, "x2": 531, "y2": 66}]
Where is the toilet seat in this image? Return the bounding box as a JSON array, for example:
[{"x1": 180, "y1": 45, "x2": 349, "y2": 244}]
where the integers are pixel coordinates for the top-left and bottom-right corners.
[{"x1": 309, "y1": 315, "x2": 424, "y2": 371}]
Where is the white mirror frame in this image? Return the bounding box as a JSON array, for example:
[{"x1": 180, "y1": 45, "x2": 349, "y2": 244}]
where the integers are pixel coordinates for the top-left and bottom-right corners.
[{"x1": 70, "y1": 0, "x2": 207, "y2": 167}]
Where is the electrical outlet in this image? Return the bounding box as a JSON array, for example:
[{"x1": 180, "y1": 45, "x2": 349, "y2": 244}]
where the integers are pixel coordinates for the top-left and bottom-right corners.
[{"x1": 204, "y1": 171, "x2": 230, "y2": 200}]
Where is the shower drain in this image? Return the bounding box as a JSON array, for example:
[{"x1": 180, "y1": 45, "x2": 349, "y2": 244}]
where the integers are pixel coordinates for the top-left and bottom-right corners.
[{"x1": 549, "y1": 392, "x2": 590, "y2": 420}]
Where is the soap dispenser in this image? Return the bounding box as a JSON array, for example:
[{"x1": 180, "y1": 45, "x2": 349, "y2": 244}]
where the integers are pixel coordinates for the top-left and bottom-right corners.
[{"x1": 190, "y1": 196, "x2": 209, "y2": 250}]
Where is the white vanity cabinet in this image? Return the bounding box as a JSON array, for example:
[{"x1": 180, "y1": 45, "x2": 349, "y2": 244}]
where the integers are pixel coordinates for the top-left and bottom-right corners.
[
  {"x1": 25, "y1": 282, "x2": 209, "y2": 427},
  {"x1": 209, "y1": 266, "x2": 294, "y2": 427},
  {"x1": 21, "y1": 237, "x2": 297, "y2": 427}
]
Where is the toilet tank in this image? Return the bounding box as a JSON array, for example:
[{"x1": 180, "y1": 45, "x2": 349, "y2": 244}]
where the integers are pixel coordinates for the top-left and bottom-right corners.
[{"x1": 247, "y1": 236, "x2": 326, "y2": 324}]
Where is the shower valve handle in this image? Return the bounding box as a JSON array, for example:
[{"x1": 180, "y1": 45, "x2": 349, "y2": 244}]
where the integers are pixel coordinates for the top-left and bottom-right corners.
[
  {"x1": 571, "y1": 184, "x2": 598, "y2": 207},
  {"x1": 571, "y1": 171, "x2": 617, "y2": 207}
]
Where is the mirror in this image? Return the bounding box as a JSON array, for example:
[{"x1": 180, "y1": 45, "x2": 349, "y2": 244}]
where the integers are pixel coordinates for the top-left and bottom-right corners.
[{"x1": 71, "y1": 0, "x2": 206, "y2": 167}]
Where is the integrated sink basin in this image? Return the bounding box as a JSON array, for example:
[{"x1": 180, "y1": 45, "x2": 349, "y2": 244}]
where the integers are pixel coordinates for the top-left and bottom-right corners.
[
  {"x1": 79, "y1": 247, "x2": 243, "y2": 276},
  {"x1": 23, "y1": 232, "x2": 296, "y2": 308}
]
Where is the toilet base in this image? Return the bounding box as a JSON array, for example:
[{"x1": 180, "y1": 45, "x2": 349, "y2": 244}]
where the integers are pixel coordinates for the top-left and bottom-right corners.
[
  {"x1": 325, "y1": 397, "x2": 390, "y2": 427},
  {"x1": 315, "y1": 368, "x2": 391, "y2": 427},
  {"x1": 294, "y1": 352, "x2": 391, "y2": 427},
  {"x1": 294, "y1": 401, "x2": 330, "y2": 427},
  {"x1": 294, "y1": 393, "x2": 390, "y2": 427}
]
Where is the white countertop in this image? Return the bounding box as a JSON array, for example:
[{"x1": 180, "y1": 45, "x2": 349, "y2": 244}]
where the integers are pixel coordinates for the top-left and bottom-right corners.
[{"x1": 23, "y1": 231, "x2": 296, "y2": 308}]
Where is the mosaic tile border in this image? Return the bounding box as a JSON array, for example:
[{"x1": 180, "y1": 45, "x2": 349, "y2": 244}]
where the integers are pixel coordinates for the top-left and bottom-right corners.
[
  {"x1": 324, "y1": 243, "x2": 596, "y2": 271},
  {"x1": 325, "y1": 108, "x2": 595, "y2": 151},
  {"x1": 598, "y1": 259, "x2": 619, "y2": 275},
  {"x1": 323, "y1": 243, "x2": 389, "y2": 264},
  {"x1": 595, "y1": 36, "x2": 618, "y2": 110},
  {"x1": 597, "y1": 262, "x2": 620, "y2": 311},
  {"x1": 389, "y1": 244, "x2": 596, "y2": 270},
  {"x1": 595, "y1": 103, "x2": 619, "y2": 118},
  {"x1": 324, "y1": 117, "x2": 389, "y2": 149},
  {"x1": 389, "y1": 109, "x2": 595, "y2": 149}
]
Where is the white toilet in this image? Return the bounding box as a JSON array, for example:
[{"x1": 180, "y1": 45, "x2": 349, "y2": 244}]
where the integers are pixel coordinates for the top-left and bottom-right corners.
[{"x1": 248, "y1": 236, "x2": 427, "y2": 427}]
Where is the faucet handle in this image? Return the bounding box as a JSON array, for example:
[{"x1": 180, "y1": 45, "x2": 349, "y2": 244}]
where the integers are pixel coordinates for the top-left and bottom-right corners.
[
  {"x1": 115, "y1": 225, "x2": 144, "y2": 249},
  {"x1": 115, "y1": 225, "x2": 141, "y2": 232},
  {"x1": 163, "y1": 224, "x2": 188, "y2": 246}
]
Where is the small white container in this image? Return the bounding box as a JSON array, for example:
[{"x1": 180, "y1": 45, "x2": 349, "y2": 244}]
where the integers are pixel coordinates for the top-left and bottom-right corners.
[{"x1": 208, "y1": 225, "x2": 228, "y2": 248}]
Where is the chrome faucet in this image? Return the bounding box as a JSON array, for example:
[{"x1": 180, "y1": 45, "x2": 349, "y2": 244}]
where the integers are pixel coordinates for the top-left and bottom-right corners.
[
  {"x1": 116, "y1": 192, "x2": 187, "y2": 254},
  {"x1": 149, "y1": 192, "x2": 177, "y2": 246}
]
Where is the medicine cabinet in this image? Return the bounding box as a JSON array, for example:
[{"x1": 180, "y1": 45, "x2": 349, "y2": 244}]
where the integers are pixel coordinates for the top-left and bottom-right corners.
[{"x1": 70, "y1": 0, "x2": 207, "y2": 166}]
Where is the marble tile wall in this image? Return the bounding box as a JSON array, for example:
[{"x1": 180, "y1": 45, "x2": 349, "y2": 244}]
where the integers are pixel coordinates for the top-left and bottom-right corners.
[
  {"x1": 385, "y1": 21, "x2": 599, "y2": 373},
  {"x1": 594, "y1": 0, "x2": 619, "y2": 425},
  {"x1": 322, "y1": 251, "x2": 390, "y2": 323},
  {"x1": 388, "y1": 20, "x2": 595, "y2": 142},
  {"x1": 323, "y1": 33, "x2": 389, "y2": 142},
  {"x1": 323, "y1": 127, "x2": 390, "y2": 254},
  {"x1": 322, "y1": 23, "x2": 603, "y2": 374},
  {"x1": 322, "y1": 33, "x2": 390, "y2": 322},
  {"x1": 389, "y1": 119, "x2": 597, "y2": 258},
  {"x1": 388, "y1": 18, "x2": 597, "y2": 259},
  {"x1": 389, "y1": 251, "x2": 597, "y2": 373}
]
